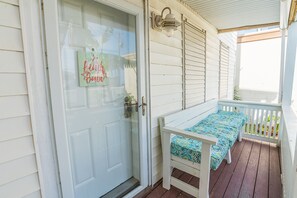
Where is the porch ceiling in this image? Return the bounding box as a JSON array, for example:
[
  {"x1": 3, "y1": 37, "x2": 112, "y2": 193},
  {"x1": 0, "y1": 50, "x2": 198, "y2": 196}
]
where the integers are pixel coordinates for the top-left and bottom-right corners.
[{"x1": 182, "y1": 0, "x2": 280, "y2": 32}]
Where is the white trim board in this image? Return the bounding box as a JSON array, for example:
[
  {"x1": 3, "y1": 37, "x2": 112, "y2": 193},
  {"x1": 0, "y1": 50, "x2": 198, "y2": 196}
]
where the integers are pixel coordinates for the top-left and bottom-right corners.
[{"x1": 19, "y1": 0, "x2": 61, "y2": 198}]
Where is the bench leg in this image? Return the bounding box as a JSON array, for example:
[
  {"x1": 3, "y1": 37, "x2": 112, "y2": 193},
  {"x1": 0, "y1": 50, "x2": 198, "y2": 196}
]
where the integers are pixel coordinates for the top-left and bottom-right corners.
[
  {"x1": 199, "y1": 143, "x2": 211, "y2": 198},
  {"x1": 238, "y1": 127, "x2": 244, "y2": 142},
  {"x1": 225, "y1": 149, "x2": 232, "y2": 164},
  {"x1": 162, "y1": 132, "x2": 171, "y2": 190}
]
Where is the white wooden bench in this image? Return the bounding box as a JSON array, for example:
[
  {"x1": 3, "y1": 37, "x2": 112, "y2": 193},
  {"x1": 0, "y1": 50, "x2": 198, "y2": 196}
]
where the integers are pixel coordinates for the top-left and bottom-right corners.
[{"x1": 159, "y1": 99, "x2": 245, "y2": 198}]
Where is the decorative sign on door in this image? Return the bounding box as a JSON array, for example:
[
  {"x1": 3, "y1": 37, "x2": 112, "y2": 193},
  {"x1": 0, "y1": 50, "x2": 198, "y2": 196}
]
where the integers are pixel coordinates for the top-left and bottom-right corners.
[{"x1": 78, "y1": 48, "x2": 108, "y2": 87}]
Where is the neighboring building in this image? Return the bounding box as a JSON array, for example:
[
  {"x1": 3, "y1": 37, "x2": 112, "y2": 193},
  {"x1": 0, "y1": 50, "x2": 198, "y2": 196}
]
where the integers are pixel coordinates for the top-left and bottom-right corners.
[{"x1": 235, "y1": 29, "x2": 282, "y2": 103}]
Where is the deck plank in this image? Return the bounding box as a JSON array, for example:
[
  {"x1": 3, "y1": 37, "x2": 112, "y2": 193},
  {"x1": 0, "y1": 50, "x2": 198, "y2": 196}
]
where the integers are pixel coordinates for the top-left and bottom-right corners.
[
  {"x1": 177, "y1": 176, "x2": 197, "y2": 197},
  {"x1": 269, "y1": 143, "x2": 282, "y2": 198},
  {"x1": 223, "y1": 140, "x2": 253, "y2": 198},
  {"x1": 238, "y1": 141, "x2": 261, "y2": 198},
  {"x1": 146, "y1": 169, "x2": 183, "y2": 198},
  {"x1": 209, "y1": 141, "x2": 238, "y2": 191},
  {"x1": 145, "y1": 183, "x2": 167, "y2": 198},
  {"x1": 209, "y1": 155, "x2": 228, "y2": 191},
  {"x1": 162, "y1": 171, "x2": 192, "y2": 198},
  {"x1": 135, "y1": 140, "x2": 282, "y2": 198},
  {"x1": 254, "y1": 142, "x2": 270, "y2": 198},
  {"x1": 175, "y1": 172, "x2": 193, "y2": 197},
  {"x1": 210, "y1": 140, "x2": 246, "y2": 198}
]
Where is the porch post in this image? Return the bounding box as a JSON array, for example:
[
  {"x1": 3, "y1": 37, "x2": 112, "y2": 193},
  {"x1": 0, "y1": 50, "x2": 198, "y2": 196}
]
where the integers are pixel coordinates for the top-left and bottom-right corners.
[
  {"x1": 278, "y1": 0, "x2": 288, "y2": 103},
  {"x1": 283, "y1": 22, "x2": 297, "y2": 106},
  {"x1": 278, "y1": 29, "x2": 286, "y2": 103}
]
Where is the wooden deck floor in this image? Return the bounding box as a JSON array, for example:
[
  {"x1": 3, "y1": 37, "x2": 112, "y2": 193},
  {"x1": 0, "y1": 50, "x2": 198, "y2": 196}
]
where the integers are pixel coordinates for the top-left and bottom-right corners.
[{"x1": 135, "y1": 139, "x2": 282, "y2": 198}]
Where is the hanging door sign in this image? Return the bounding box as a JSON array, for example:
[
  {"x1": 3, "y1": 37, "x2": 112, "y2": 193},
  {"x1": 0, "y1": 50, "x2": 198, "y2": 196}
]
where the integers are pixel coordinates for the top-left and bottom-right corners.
[{"x1": 78, "y1": 48, "x2": 108, "y2": 87}]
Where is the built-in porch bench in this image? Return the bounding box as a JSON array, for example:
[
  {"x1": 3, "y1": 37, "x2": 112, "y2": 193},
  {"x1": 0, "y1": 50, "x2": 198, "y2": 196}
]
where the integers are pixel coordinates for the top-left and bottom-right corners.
[{"x1": 159, "y1": 99, "x2": 247, "y2": 198}]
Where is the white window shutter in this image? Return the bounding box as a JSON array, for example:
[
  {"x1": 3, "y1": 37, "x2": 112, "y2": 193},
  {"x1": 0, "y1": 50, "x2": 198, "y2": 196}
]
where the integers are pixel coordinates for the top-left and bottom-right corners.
[{"x1": 183, "y1": 20, "x2": 206, "y2": 109}]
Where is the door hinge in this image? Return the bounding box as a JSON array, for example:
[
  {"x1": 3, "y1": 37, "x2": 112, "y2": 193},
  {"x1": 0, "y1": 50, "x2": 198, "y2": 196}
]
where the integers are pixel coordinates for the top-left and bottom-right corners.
[
  {"x1": 44, "y1": 51, "x2": 49, "y2": 70},
  {"x1": 41, "y1": 1, "x2": 44, "y2": 11}
]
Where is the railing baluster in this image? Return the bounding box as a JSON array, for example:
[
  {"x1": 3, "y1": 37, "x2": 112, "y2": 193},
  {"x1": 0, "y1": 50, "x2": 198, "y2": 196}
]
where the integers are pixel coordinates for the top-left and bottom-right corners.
[
  {"x1": 255, "y1": 109, "x2": 260, "y2": 135},
  {"x1": 251, "y1": 109, "x2": 255, "y2": 134},
  {"x1": 273, "y1": 111, "x2": 279, "y2": 139},
  {"x1": 260, "y1": 109, "x2": 264, "y2": 136},
  {"x1": 246, "y1": 108, "x2": 250, "y2": 134},
  {"x1": 268, "y1": 110, "x2": 274, "y2": 139},
  {"x1": 277, "y1": 111, "x2": 282, "y2": 140},
  {"x1": 264, "y1": 109, "x2": 269, "y2": 137}
]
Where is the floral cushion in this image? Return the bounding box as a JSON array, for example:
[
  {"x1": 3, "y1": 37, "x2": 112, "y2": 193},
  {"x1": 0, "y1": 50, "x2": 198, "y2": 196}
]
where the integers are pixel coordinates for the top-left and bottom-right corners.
[{"x1": 170, "y1": 111, "x2": 248, "y2": 170}]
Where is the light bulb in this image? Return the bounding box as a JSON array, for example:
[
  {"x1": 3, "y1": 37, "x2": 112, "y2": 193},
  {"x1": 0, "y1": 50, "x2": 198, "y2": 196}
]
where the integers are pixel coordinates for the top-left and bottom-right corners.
[{"x1": 164, "y1": 27, "x2": 174, "y2": 37}]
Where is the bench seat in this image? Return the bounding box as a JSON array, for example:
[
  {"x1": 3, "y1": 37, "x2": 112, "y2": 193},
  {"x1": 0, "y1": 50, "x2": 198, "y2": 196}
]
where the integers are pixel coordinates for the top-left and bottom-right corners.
[
  {"x1": 170, "y1": 111, "x2": 247, "y2": 170},
  {"x1": 171, "y1": 134, "x2": 230, "y2": 170}
]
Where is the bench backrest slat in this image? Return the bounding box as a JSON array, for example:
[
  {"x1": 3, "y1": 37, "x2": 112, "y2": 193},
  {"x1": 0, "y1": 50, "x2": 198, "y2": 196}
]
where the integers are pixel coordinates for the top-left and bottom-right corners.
[{"x1": 162, "y1": 99, "x2": 218, "y2": 129}]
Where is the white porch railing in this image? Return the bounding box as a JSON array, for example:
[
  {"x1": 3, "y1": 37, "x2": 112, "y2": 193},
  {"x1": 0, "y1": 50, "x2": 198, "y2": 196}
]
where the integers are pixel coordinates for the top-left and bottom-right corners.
[
  {"x1": 281, "y1": 106, "x2": 297, "y2": 197},
  {"x1": 218, "y1": 100, "x2": 282, "y2": 143}
]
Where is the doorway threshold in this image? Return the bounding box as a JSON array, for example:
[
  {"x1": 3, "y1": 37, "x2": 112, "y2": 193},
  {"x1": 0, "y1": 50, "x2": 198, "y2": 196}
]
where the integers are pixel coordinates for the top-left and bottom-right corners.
[{"x1": 100, "y1": 177, "x2": 140, "y2": 198}]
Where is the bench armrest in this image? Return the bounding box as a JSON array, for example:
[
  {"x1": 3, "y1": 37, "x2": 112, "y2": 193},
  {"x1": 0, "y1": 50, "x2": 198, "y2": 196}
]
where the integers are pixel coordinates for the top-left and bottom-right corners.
[{"x1": 163, "y1": 126, "x2": 218, "y2": 145}]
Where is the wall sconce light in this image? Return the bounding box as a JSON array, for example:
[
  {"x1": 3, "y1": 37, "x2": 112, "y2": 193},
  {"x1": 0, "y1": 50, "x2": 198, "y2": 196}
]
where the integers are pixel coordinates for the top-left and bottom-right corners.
[{"x1": 151, "y1": 7, "x2": 181, "y2": 37}]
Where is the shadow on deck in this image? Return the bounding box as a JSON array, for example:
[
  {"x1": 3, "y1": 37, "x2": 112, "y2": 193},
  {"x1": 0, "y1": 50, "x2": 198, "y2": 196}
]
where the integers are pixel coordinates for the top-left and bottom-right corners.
[{"x1": 135, "y1": 139, "x2": 282, "y2": 198}]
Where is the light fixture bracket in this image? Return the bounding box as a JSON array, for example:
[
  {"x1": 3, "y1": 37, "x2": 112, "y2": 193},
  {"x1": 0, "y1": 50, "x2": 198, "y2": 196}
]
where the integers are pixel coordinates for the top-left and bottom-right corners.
[{"x1": 151, "y1": 11, "x2": 163, "y2": 31}]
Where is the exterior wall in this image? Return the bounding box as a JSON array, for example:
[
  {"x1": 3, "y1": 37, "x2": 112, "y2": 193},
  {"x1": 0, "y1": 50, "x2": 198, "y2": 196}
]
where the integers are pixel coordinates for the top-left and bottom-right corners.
[
  {"x1": 0, "y1": 1, "x2": 237, "y2": 197},
  {"x1": 0, "y1": 0, "x2": 41, "y2": 197},
  {"x1": 149, "y1": 0, "x2": 237, "y2": 184}
]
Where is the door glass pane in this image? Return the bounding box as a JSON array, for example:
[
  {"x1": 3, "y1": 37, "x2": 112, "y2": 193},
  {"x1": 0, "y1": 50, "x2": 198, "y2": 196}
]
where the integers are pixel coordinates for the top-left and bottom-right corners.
[{"x1": 58, "y1": 0, "x2": 140, "y2": 197}]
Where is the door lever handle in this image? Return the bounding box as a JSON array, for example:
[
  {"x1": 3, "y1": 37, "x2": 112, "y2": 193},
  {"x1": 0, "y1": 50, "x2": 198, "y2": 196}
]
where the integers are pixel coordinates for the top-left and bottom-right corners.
[{"x1": 141, "y1": 96, "x2": 147, "y2": 116}]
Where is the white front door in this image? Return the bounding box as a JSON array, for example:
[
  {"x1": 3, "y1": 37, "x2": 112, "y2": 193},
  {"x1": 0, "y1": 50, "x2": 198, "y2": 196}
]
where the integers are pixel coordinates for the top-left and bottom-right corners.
[{"x1": 43, "y1": 0, "x2": 148, "y2": 197}]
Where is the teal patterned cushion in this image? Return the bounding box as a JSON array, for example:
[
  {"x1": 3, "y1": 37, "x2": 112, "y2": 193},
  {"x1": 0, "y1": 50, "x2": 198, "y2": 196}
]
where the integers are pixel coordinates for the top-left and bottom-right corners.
[
  {"x1": 203, "y1": 110, "x2": 248, "y2": 131},
  {"x1": 170, "y1": 111, "x2": 248, "y2": 170},
  {"x1": 171, "y1": 135, "x2": 230, "y2": 170},
  {"x1": 188, "y1": 111, "x2": 248, "y2": 147},
  {"x1": 188, "y1": 124, "x2": 238, "y2": 147}
]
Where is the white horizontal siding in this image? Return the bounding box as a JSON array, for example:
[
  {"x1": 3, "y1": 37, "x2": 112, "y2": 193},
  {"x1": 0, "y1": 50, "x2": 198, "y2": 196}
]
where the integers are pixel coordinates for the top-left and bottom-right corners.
[
  {"x1": 0, "y1": 74, "x2": 28, "y2": 96},
  {"x1": 0, "y1": 154, "x2": 37, "y2": 186},
  {"x1": 150, "y1": 0, "x2": 237, "y2": 184},
  {"x1": 0, "y1": 136, "x2": 35, "y2": 164},
  {"x1": 23, "y1": 191, "x2": 42, "y2": 198},
  {"x1": 0, "y1": 116, "x2": 32, "y2": 141},
  {"x1": 0, "y1": 51, "x2": 25, "y2": 73},
  {"x1": 0, "y1": 2, "x2": 20, "y2": 28},
  {"x1": 0, "y1": 0, "x2": 18, "y2": 6},
  {"x1": 0, "y1": 95, "x2": 30, "y2": 119},
  {"x1": 0, "y1": 1, "x2": 40, "y2": 198},
  {"x1": 0, "y1": 26, "x2": 23, "y2": 51},
  {"x1": 0, "y1": 173, "x2": 40, "y2": 198},
  {"x1": 150, "y1": 2, "x2": 183, "y2": 185}
]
